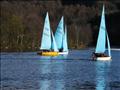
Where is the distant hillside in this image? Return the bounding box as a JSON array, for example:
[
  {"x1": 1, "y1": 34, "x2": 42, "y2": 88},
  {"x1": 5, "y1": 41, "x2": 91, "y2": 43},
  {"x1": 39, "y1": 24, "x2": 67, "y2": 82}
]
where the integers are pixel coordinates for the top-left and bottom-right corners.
[{"x1": 1, "y1": 0, "x2": 120, "y2": 52}]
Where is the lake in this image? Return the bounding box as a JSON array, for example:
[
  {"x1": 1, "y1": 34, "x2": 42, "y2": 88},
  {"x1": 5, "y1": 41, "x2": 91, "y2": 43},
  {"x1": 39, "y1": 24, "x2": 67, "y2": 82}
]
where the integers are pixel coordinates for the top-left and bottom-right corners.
[{"x1": 1, "y1": 48, "x2": 120, "y2": 90}]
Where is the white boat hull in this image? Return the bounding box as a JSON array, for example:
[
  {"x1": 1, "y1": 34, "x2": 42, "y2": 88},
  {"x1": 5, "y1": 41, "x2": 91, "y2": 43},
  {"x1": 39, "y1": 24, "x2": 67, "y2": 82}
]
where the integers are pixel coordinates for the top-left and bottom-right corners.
[
  {"x1": 96, "y1": 56, "x2": 111, "y2": 61},
  {"x1": 58, "y1": 51, "x2": 68, "y2": 55}
]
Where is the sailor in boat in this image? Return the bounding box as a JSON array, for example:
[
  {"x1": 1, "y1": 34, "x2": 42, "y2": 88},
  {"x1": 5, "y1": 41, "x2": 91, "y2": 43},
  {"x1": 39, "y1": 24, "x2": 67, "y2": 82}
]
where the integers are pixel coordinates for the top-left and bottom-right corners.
[
  {"x1": 59, "y1": 48, "x2": 63, "y2": 52},
  {"x1": 92, "y1": 52, "x2": 107, "y2": 60},
  {"x1": 37, "y1": 49, "x2": 52, "y2": 55}
]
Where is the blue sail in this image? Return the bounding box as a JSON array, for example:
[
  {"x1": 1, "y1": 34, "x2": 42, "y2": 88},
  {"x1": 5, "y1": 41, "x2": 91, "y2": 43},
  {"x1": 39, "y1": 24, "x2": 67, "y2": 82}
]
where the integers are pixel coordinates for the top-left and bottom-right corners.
[
  {"x1": 55, "y1": 16, "x2": 64, "y2": 49},
  {"x1": 51, "y1": 31, "x2": 58, "y2": 52},
  {"x1": 63, "y1": 25, "x2": 68, "y2": 52},
  {"x1": 106, "y1": 32, "x2": 111, "y2": 56},
  {"x1": 40, "y1": 12, "x2": 51, "y2": 50},
  {"x1": 95, "y1": 5, "x2": 106, "y2": 53}
]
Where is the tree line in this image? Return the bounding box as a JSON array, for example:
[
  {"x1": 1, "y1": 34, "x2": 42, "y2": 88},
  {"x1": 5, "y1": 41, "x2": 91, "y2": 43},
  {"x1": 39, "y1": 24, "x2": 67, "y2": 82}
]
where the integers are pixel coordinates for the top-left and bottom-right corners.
[{"x1": 1, "y1": 0, "x2": 120, "y2": 52}]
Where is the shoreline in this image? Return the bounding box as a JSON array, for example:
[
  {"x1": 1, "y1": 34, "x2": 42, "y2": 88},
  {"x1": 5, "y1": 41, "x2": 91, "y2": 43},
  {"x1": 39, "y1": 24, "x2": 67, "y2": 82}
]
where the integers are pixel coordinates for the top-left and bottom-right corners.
[{"x1": 1, "y1": 47, "x2": 120, "y2": 53}]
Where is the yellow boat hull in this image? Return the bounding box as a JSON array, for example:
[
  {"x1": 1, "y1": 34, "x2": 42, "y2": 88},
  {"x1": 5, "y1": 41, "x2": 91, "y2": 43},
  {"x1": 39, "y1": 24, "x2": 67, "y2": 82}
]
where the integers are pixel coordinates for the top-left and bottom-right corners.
[{"x1": 41, "y1": 52, "x2": 59, "y2": 56}]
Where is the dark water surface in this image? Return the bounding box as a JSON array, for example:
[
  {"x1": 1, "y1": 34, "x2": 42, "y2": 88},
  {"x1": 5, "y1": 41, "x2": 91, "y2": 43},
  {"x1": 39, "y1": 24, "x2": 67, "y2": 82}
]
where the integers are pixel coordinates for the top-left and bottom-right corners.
[{"x1": 1, "y1": 49, "x2": 120, "y2": 90}]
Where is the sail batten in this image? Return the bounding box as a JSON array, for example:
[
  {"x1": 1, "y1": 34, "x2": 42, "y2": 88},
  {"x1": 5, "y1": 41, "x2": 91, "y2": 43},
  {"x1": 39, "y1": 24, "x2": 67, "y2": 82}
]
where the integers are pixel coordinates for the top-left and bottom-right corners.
[{"x1": 40, "y1": 12, "x2": 51, "y2": 50}]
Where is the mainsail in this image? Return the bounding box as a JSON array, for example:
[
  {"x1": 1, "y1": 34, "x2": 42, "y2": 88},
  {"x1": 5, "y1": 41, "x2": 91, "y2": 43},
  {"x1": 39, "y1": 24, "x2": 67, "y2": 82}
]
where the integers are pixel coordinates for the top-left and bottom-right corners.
[
  {"x1": 40, "y1": 12, "x2": 51, "y2": 50},
  {"x1": 55, "y1": 16, "x2": 64, "y2": 50},
  {"x1": 95, "y1": 5, "x2": 106, "y2": 53}
]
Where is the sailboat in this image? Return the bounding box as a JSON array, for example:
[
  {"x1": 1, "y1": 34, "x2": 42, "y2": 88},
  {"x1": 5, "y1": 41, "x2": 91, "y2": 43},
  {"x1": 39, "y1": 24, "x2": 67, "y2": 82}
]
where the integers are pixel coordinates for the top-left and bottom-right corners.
[
  {"x1": 93, "y1": 5, "x2": 111, "y2": 60},
  {"x1": 55, "y1": 16, "x2": 68, "y2": 55},
  {"x1": 37, "y1": 12, "x2": 59, "y2": 56}
]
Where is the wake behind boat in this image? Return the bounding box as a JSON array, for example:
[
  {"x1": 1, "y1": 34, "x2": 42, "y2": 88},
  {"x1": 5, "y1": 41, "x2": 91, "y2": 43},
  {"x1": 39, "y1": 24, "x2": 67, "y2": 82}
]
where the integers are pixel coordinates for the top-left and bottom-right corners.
[{"x1": 92, "y1": 5, "x2": 112, "y2": 61}]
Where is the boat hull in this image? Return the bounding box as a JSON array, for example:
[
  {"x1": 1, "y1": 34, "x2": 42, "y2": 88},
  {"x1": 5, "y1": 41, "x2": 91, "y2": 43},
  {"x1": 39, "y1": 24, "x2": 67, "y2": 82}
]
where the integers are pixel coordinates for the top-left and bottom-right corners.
[
  {"x1": 37, "y1": 51, "x2": 59, "y2": 56},
  {"x1": 96, "y1": 56, "x2": 111, "y2": 61},
  {"x1": 58, "y1": 51, "x2": 68, "y2": 55}
]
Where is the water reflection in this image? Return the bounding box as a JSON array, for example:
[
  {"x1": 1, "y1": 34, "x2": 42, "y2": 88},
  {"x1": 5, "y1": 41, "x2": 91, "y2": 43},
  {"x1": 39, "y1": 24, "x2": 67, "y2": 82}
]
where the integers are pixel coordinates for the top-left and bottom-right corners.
[
  {"x1": 96, "y1": 61, "x2": 111, "y2": 90},
  {"x1": 39, "y1": 56, "x2": 66, "y2": 90},
  {"x1": 39, "y1": 80, "x2": 51, "y2": 90},
  {"x1": 39, "y1": 58, "x2": 51, "y2": 90},
  {"x1": 52, "y1": 80, "x2": 65, "y2": 90},
  {"x1": 51, "y1": 57, "x2": 65, "y2": 90}
]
